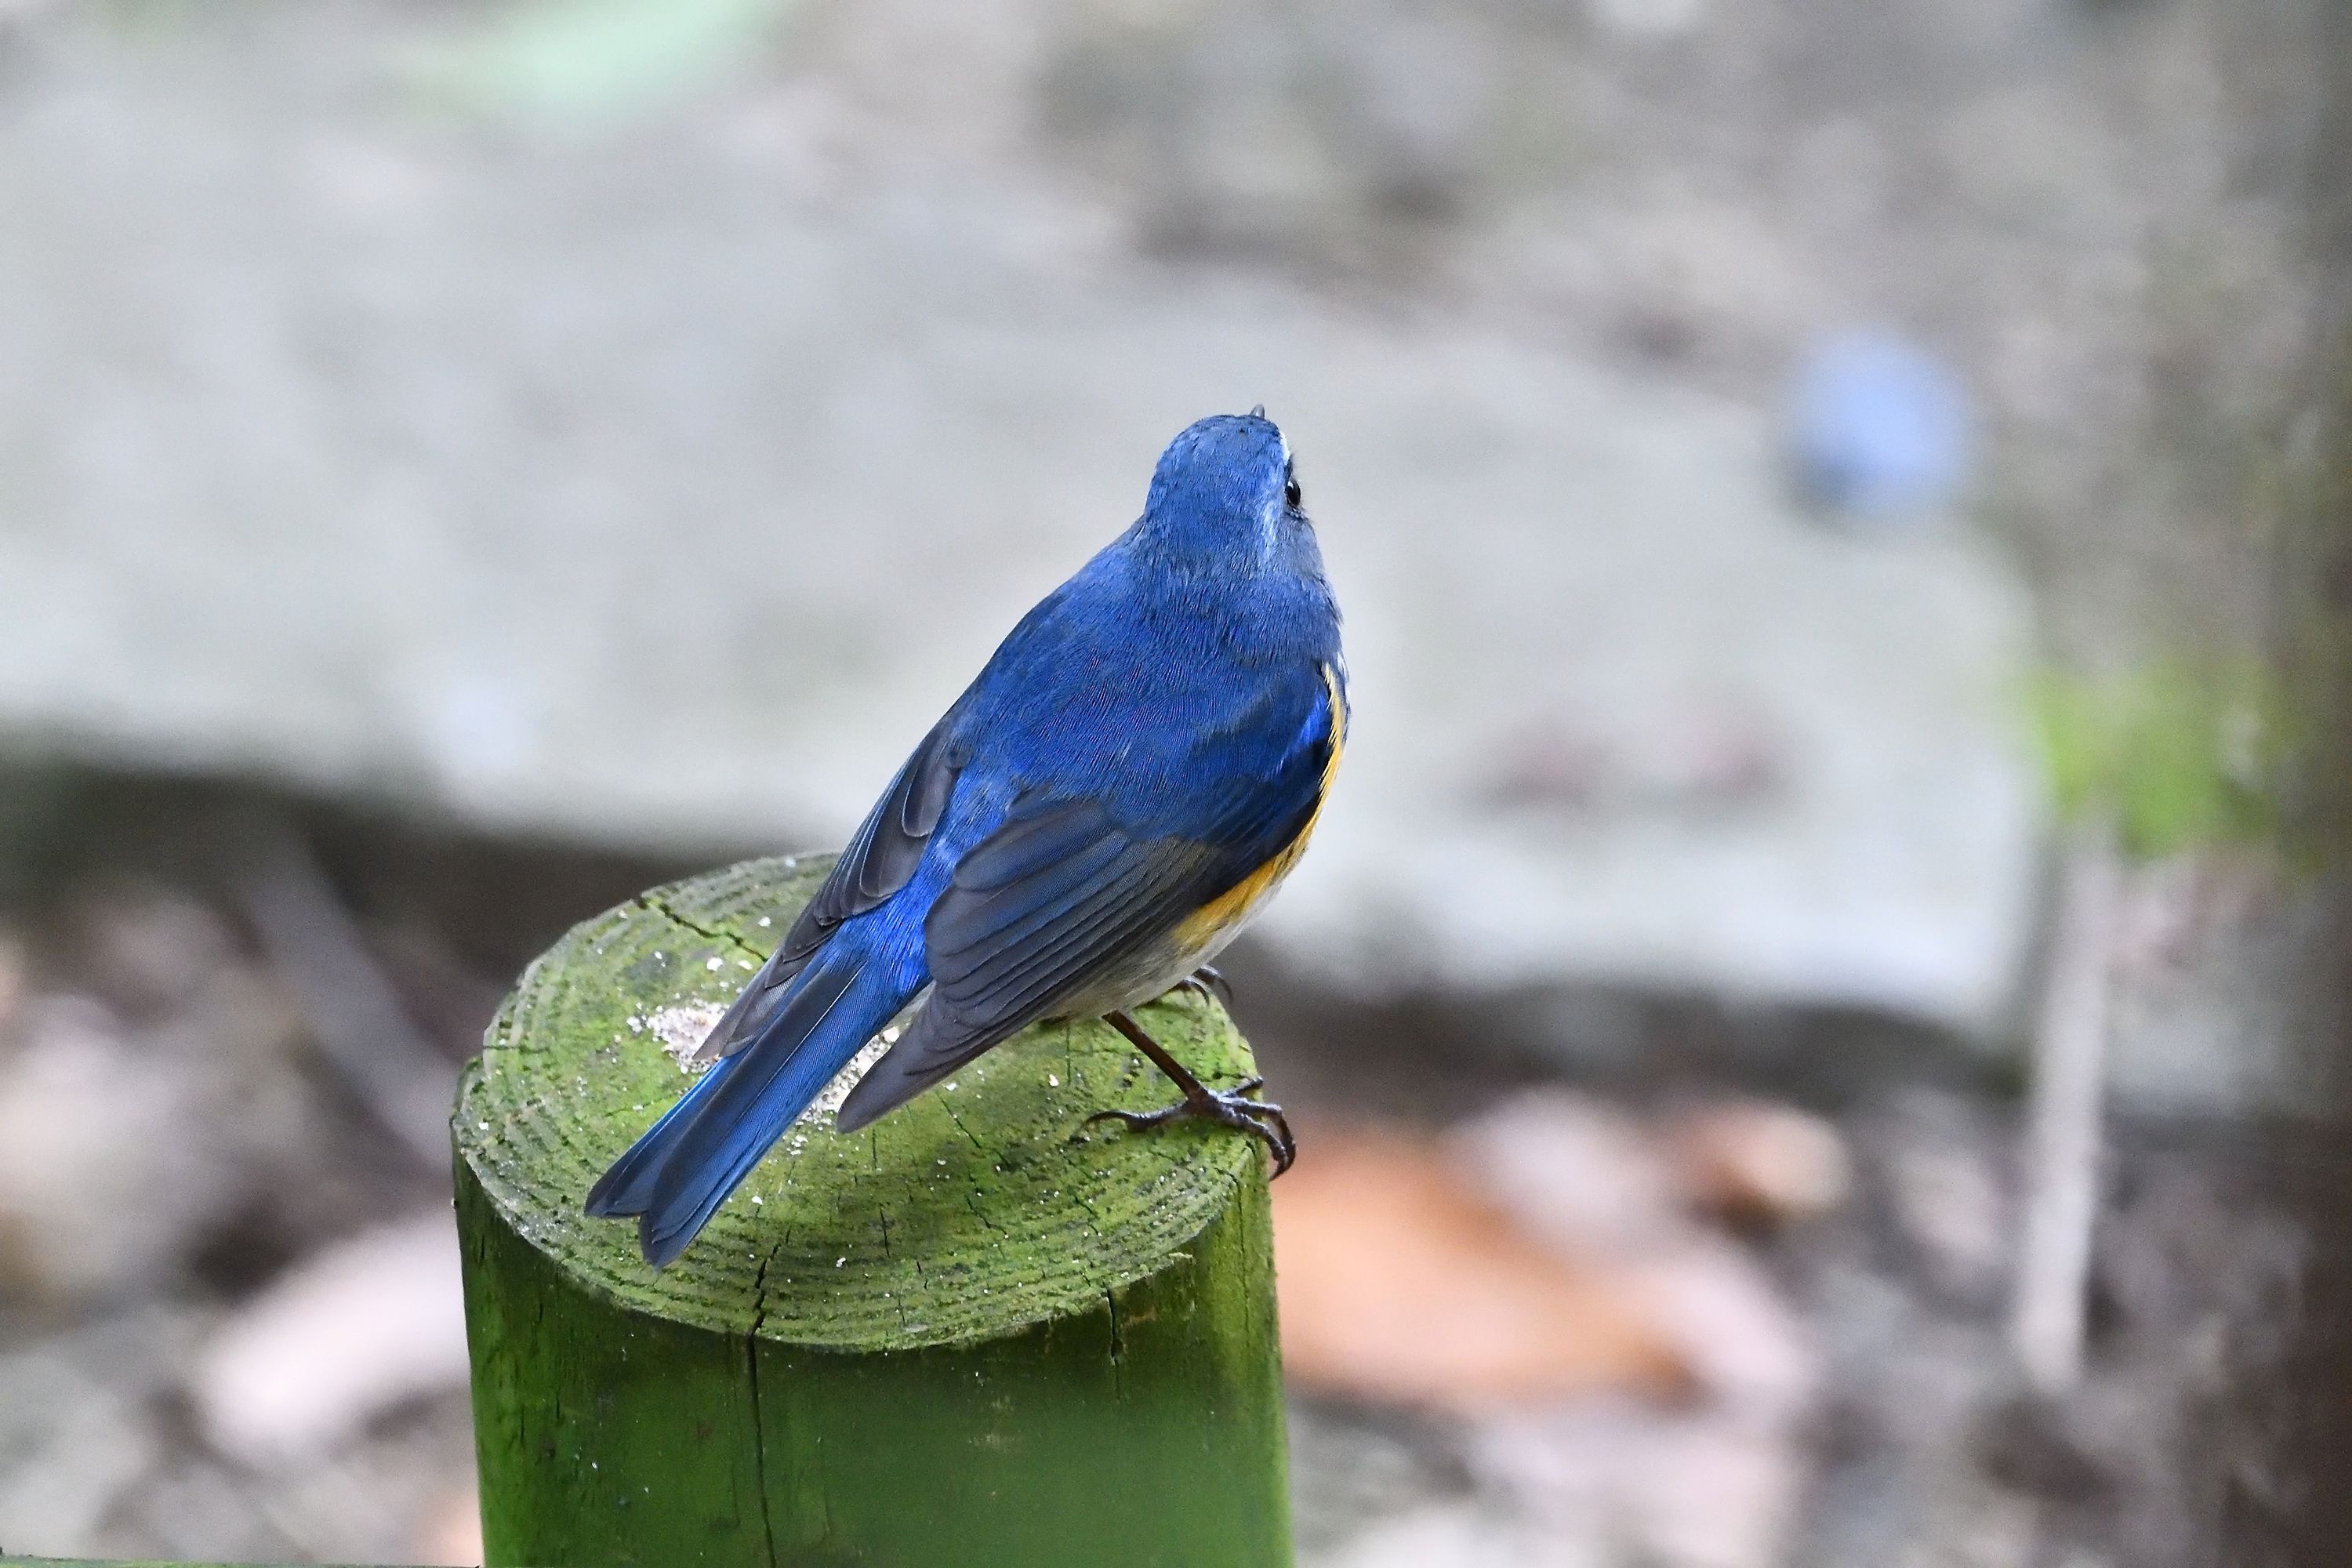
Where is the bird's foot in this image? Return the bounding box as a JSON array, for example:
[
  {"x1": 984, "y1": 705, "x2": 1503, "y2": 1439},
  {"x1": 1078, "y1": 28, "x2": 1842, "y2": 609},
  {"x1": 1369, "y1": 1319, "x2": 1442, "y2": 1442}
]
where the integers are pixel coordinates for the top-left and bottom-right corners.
[
  {"x1": 1163, "y1": 964, "x2": 1235, "y2": 1011},
  {"x1": 1083, "y1": 1076, "x2": 1294, "y2": 1176}
]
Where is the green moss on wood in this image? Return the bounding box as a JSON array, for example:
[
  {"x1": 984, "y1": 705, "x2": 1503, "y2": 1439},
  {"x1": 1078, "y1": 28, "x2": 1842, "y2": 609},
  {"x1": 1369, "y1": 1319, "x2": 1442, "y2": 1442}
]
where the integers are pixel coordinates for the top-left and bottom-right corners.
[
  {"x1": 456, "y1": 855, "x2": 1292, "y2": 1567},
  {"x1": 2026, "y1": 660, "x2": 2283, "y2": 860}
]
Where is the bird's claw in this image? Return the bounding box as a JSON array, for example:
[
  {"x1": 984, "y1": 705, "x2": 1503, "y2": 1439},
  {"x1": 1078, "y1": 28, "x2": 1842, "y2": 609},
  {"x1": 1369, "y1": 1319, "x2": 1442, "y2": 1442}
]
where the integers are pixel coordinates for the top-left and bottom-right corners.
[
  {"x1": 1166, "y1": 965, "x2": 1236, "y2": 1011},
  {"x1": 1083, "y1": 1081, "x2": 1294, "y2": 1177}
]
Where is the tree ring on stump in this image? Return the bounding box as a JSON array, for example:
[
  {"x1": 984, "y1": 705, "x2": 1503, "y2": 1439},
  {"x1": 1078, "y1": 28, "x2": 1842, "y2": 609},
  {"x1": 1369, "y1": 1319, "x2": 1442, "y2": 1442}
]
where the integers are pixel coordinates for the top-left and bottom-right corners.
[{"x1": 455, "y1": 855, "x2": 1261, "y2": 1352}]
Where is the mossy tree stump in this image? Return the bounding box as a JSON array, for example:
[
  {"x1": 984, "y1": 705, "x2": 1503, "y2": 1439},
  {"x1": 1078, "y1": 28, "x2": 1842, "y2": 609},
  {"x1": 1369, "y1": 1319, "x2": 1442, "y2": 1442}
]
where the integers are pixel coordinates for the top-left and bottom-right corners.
[{"x1": 454, "y1": 855, "x2": 1290, "y2": 1568}]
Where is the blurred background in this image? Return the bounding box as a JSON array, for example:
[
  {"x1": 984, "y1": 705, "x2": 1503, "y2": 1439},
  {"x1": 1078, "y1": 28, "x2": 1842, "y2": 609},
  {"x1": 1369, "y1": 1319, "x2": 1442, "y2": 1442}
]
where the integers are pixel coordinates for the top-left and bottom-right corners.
[{"x1": 0, "y1": 0, "x2": 2346, "y2": 1562}]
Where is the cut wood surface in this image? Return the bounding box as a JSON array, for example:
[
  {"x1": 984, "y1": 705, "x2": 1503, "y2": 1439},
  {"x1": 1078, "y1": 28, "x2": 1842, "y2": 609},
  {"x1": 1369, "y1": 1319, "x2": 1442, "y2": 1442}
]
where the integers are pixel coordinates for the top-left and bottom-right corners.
[{"x1": 455, "y1": 854, "x2": 1291, "y2": 1567}]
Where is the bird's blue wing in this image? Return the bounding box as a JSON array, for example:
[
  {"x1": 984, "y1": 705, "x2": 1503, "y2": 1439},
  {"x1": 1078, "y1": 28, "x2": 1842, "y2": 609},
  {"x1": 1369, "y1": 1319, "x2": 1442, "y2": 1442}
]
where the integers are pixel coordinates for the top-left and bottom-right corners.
[
  {"x1": 833, "y1": 665, "x2": 1340, "y2": 1131},
  {"x1": 926, "y1": 797, "x2": 1232, "y2": 1030},
  {"x1": 689, "y1": 715, "x2": 962, "y2": 1064}
]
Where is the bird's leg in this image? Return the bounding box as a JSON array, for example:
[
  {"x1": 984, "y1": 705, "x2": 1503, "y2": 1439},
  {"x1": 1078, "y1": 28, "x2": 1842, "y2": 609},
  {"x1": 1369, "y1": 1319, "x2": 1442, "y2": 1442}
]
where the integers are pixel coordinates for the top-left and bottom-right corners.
[
  {"x1": 1083, "y1": 1009, "x2": 1294, "y2": 1176},
  {"x1": 1163, "y1": 964, "x2": 1235, "y2": 1011}
]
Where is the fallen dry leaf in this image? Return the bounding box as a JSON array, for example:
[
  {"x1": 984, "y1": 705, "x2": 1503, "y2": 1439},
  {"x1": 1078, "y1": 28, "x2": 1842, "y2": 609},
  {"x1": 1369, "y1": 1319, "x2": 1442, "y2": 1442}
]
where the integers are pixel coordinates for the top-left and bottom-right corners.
[
  {"x1": 1453, "y1": 1091, "x2": 1822, "y2": 1417},
  {"x1": 1273, "y1": 1130, "x2": 1689, "y2": 1410}
]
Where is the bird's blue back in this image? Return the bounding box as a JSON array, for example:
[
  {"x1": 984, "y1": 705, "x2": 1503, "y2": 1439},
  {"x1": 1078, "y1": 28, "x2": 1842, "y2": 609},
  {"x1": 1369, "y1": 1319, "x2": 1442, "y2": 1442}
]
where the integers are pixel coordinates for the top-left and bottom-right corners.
[
  {"x1": 586, "y1": 411, "x2": 1344, "y2": 1265},
  {"x1": 946, "y1": 511, "x2": 1338, "y2": 837}
]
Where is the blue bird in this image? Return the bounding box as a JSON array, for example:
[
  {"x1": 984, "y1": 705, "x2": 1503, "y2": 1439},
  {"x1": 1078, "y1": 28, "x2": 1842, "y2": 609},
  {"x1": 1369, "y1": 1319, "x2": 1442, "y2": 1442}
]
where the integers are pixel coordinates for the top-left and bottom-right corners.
[{"x1": 586, "y1": 410, "x2": 1347, "y2": 1267}]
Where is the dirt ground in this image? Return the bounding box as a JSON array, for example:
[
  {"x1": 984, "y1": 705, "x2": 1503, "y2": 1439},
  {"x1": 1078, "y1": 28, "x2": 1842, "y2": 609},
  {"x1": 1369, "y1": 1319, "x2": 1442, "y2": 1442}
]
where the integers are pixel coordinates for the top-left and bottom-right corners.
[{"x1": 0, "y1": 782, "x2": 2307, "y2": 1566}]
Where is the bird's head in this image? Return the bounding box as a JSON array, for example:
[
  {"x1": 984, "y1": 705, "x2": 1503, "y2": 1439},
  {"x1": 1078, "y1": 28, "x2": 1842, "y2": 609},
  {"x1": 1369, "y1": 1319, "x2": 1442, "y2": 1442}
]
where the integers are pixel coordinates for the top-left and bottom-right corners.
[{"x1": 1138, "y1": 408, "x2": 1312, "y2": 573}]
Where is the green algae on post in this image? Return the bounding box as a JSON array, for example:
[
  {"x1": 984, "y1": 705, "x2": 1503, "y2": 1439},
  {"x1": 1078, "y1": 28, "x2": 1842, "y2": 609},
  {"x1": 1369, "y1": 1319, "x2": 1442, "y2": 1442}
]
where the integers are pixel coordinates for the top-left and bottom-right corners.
[{"x1": 456, "y1": 855, "x2": 1293, "y2": 1567}]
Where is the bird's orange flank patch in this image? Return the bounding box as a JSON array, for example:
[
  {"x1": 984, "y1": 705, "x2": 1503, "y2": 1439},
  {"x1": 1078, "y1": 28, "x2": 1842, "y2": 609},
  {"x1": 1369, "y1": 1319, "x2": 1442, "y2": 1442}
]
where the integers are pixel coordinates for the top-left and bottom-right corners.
[{"x1": 1175, "y1": 662, "x2": 1345, "y2": 948}]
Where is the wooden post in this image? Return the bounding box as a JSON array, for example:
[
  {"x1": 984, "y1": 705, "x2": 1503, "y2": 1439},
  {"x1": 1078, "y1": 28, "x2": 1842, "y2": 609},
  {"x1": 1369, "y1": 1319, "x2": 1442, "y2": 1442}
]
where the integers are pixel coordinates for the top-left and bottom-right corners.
[{"x1": 452, "y1": 855, "x2": 1292, "y2": 1568}]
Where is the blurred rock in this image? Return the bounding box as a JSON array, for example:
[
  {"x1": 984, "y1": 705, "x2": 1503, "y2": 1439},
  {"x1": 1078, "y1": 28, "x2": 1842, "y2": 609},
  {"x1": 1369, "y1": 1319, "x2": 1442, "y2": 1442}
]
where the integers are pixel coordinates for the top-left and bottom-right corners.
[
  {"x1": 1465, "y1": 1406, "x2": 1803, "y2": 1568},
  {"x1": 1671, "y1": 1100, "x2": 1852, "y2": 1223},
  {"x1": 1272, "y1": 1129, "x2": 1689, "y2": 1408},
  {"x1": 0, "y1": 1308, "x2": 202, "y2": 1555},
  {"x1": 0, "y1": 972, "x2": 310, "y2": 1307},
  {"x1": 191, "y1": 1210, "x2": 469, "y2": 1468},
  {"x1": 0, "y1": 1, "x2": 2039, "y2": 1037},
  {"x1": 1483, "y1": 702, "x2": 1786, "y2": 818}
]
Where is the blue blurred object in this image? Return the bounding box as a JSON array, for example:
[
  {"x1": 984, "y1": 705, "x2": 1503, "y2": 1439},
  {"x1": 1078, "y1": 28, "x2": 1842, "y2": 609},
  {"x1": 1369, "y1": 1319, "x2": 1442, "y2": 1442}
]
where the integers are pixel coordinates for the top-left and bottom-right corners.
[{"x1": 1788, "y1": 330, "x2": 1974, "y2": 523}]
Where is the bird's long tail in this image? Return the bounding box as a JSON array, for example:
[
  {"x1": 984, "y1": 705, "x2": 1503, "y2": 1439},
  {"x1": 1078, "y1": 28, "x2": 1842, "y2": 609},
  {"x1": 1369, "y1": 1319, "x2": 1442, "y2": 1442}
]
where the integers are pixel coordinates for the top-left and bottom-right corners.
[{"x1": 583, "y1": 937, "x2": 916, "y2": 1268}]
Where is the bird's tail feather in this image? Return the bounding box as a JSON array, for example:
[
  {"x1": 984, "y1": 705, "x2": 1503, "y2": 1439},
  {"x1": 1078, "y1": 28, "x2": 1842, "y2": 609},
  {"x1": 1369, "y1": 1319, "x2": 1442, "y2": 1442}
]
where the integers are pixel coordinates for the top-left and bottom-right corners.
[
  {"x1": 582, "y1": 1059, "x2": 720, "y2": 1221},
  {"x1": 583, "y1": 941, "x2": 914, "y2": 1268}
]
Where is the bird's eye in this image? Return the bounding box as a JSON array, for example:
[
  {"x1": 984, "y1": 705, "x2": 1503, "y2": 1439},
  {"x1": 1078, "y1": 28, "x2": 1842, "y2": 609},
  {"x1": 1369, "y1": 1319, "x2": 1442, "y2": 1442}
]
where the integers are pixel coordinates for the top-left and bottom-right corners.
[{"x1": 1283, "y1": 470, "x2": 1303, "y2": 510}]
